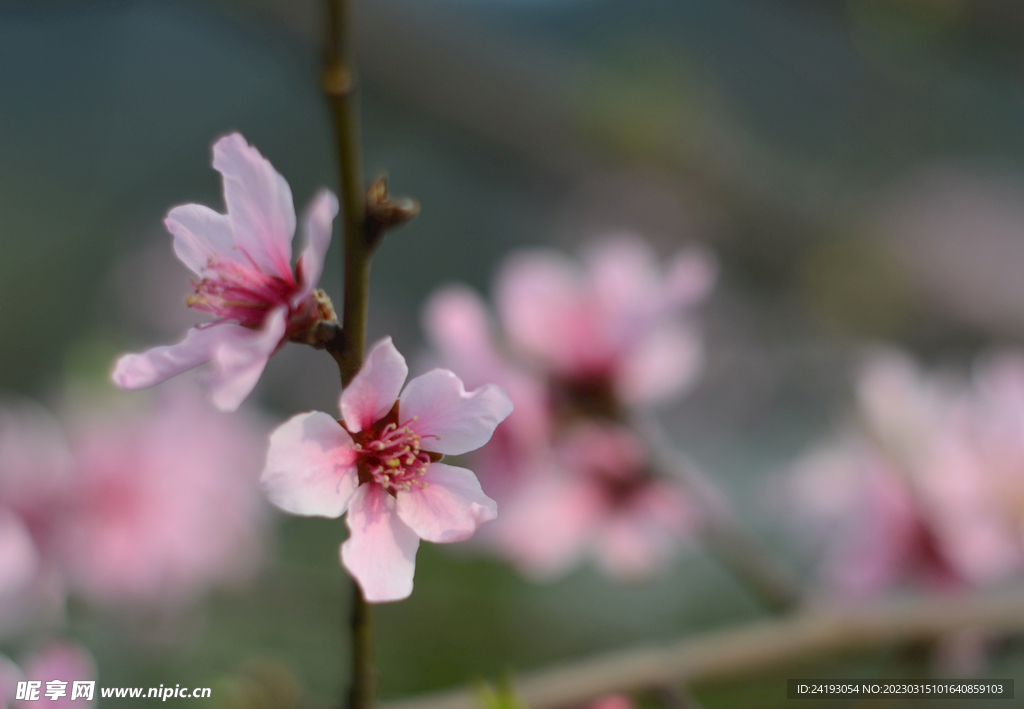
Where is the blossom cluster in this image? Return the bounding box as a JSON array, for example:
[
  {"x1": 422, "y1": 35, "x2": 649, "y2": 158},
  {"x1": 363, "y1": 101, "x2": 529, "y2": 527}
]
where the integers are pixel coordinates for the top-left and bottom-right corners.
[
  {"x1": 0, "y1": 384, "x2": 268, "y2": 634},
  {"x1": 423, "y1": 237, "x2": 715, "y2": 579},
  {"x1": 792, "y1": 349, "x2": 1024, "y2": 596},
  {"x1": 101, "y1": 131, "x2": 718, "y2": 600},
  {"x1": 106, "y1": 133, "x2": 515, "y2": 603}
]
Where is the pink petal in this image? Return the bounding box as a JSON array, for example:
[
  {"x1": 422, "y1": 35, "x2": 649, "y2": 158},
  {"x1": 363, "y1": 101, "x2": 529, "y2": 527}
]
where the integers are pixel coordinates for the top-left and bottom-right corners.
[
  {"x1": 207, "y1": 307, "x2": 288, "y2": 411},
  {"x1": 341, "y1": 484, "x2": 420, "y2": 602},
  {"x1": 495, "y1": 473, "x2": 604, "y2": 580},
  {"x1": 262, "y1": 412, "x2": 358, "y2": 518},
  {"x1": 0, "y1": 512, "x2": 38, "y2": 597},
  {"x1": 212, "y1": 133, "x2": 296, "y2": 280},
  {"x1": 166, "y1": 203, "x2": 239, "y2": 276},
  {"x1": 399, "y1": 370, "x2": 513, "y2": 456},
  {"x1": 293, "y1": 189, "x2": 339, "y2": 306},
  {"x1": 395, "y1": 463, "x2": 497, "y2": 543},
  {"x1": 422, "y1": 286, "x2": 500, "y2": 380},
  {"x1": 616, "y1": 323, "x2": 702, "y2": 405},
  {"x1": 340, "y1": 337, "x2": 409, "y2": 432},
  {"x1": 112, "y1": 322, "x2": 229, "y2": 391},
  {"x1": 584, "y1": 236, "x2": 660, "y2": 313},
  {"x1": 495, "y1": 250, "x2": 583, "y2": 368}
]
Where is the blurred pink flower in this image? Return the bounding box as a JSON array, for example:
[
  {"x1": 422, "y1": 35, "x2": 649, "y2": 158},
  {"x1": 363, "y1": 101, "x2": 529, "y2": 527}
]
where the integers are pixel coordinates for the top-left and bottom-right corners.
[
  {"x1": 495, "y1": 236, "x2": 714, "y2": 406},
  {"x1": 261, "y1": 337, "x2": 513, "y2": 602},
  {"x1": 792, "y1": 349, "x2": 1024, "y2": 597},
  {"x1": 113, "y1": 133, "x2": 339, "y2": 412},
  {"x1": 17, "y1": 641, "x2": 96, "y2": 708},
  {"x1": 0, "y1": 404, "x2": 74, "y2": 635},
  {"x1": 0, "y1": 385, "x2": 268, "y2": 624},
  {"x1": 420, "y1": 238, "x2": 710, "y2": 581},
  {"x1": 57, "y1": 384, "x2": 269, "y2": 609},
  {"x1": 792, "y1": 441, "x2": 959, "y2": 598},
  {"x1": 494, "y1": 422, "x2": 694, "y2": 580}
]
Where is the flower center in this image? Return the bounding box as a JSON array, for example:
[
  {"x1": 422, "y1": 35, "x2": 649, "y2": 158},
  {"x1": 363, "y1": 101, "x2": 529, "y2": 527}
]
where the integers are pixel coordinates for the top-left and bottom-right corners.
[
  {"x1": 187, "y1": 257, "x2": 297, "y2": 328},
  {"x1": 352, "y1": 416, "x2": 436, "y2": 494}
]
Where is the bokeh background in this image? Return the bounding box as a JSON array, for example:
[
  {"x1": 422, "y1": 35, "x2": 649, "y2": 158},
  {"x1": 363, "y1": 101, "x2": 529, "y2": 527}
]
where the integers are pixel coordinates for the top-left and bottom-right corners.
[{"x1": 4, "y1": 0, "x2": 1024, "y2": 706}]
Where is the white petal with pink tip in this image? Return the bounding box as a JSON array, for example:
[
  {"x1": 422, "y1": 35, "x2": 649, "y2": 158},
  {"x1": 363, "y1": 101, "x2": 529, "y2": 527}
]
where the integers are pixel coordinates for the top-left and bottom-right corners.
[
  {"x1": 395, "y1": 463, "x2": 497, "y2": 543},
  {"x1": 208, "y1": 307, "x2": 288, "y2": 412},
  {"x1": 213, "y1": 133, "x2": 296, "y2": 280},
  {"x1": 294, "y1": 189, "x2": 339, "y2": 306},
  {"x1": 262, "y1": 412, "x2": 359, "y2": 518},
  {"x1": 166, "y1": 203, "x2": 240, "y2": 276},
  {"x1": 399, "y1": 370, "x2": 513, "y2": 456},
  {"x1": 341, "y1": 485, "x2": 420, "y2": 602},
  {"x1": 112, "y1": 322, "x2": 233, "y2": 392}
]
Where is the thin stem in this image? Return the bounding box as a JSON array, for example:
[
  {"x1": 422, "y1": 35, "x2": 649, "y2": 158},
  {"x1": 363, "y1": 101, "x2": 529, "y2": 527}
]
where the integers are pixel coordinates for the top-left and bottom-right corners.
[
  {"x1": 631, "y1": 412, "x2": 802, "y2": 613},
  {"x1": 382, "y1": 588, "x2": 1024, "y2": 709},
  {"x1": 348, "y1": 586, "x2": 376, "y2": 709},
  {"x1": 325, "y1": 0, "x2": 370, "y2": 389},
  {"x1": 324, "y1": 0, "x2": 375, "y2": 708}
]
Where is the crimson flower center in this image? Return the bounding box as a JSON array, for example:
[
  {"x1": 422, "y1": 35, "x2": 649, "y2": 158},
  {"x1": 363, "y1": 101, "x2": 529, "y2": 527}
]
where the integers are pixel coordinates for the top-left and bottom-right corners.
[
  {"x1": 188, "y1": 257, "x2": 297, "y2": 328},
  {"x1": 353, "y1": 419, "x2": 435, "y2": 494}
]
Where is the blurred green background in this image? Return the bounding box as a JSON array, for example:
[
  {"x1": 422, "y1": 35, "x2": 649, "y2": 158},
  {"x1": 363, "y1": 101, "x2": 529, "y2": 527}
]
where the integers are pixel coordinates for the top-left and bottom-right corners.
[{"x1": 5, "y1": 0, "x2": 1024, "y2": 706}]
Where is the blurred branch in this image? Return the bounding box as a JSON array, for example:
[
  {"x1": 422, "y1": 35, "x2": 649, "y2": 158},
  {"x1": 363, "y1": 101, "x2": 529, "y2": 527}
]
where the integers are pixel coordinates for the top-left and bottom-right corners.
[
  {"x1": 383, "y1": 589, "x2": 1024, "y2": 709},
  {"x1": 632, "y1": 412, "x2": 803, "y2": 613}
]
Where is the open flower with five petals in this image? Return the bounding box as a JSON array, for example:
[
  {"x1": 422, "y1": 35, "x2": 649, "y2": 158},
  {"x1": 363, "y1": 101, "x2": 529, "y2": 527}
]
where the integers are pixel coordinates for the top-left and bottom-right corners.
[
  {"x1": 261, "y1": 337, "x2": 513, "y2": 602},
  {"x1": 112, "y1": 133, "x2": 339, "y2": 411}
]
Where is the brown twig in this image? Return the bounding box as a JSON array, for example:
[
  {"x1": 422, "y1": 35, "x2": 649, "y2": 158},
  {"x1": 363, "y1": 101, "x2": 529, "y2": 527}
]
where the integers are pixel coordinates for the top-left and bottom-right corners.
[
  {"x1": 323, "y1": 0, "x2": 375, "y2": 707},
  {"x1": 322, "y1": 5, "x2": 420, "y2": 708},
  {"x1": 382, "y1": 589, "x2": 1024, "y2": 709}
]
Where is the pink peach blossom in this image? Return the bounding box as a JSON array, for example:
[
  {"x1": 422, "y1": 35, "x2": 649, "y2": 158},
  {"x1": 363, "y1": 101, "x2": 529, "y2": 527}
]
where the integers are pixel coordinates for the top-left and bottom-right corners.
[
  {"x1": 792, "y1": 440, "x2": 959, "y2": 597},
  {"x1": 0, "y1": 385, "x2": 269, "y2": 622},
  {"x1": 57, "y1": 384, "x2": 269, "y2": 608},
  {"x1": 422, "y1": 270, "x2": 701, "y2": 581},
  {"x1": 792, "y1": 350, "x2": 1024, "y2": 597},
  {"x1": 0, "y1": 404, "x2": 74, "y2": 635},
  {"x1": 261, "y1": 337, "x2": 513, "y2": 602},
  {"x1": 113, "y1": 133, "x2": 339, "y2": 411},
  {"x1": 494, "y1": 423, "x2": 694, "y2": 580},
  {"x1": 495, "y1": 236, "x2": 714, "y2": 405}
]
